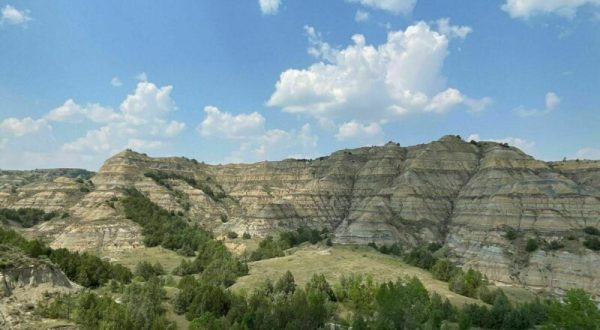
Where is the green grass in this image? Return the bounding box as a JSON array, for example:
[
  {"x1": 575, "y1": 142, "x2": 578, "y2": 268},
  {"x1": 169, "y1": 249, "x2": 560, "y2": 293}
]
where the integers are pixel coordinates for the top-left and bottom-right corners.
[
  {"x1": 105, "y1": 246, "x2": 192, "y2": 274},
  {"x1": 232, "y1": 244, "x2": 484, "y2": 306}
]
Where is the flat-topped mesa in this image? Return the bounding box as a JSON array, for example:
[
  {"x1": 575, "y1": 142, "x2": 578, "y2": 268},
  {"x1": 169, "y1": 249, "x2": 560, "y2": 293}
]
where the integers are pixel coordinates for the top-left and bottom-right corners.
[{"x1": 1, "y1": 136, "x2": 599, "y2": 296}]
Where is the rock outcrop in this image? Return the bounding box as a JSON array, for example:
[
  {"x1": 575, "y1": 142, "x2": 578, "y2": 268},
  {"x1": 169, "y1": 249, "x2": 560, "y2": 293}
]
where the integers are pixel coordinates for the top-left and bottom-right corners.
[
  {"x1": 1, "y1": 136, "x2": 599, "y2": 297},
  {"x1": 0, "y1": 246, "x2": 79, "y2": 329}
]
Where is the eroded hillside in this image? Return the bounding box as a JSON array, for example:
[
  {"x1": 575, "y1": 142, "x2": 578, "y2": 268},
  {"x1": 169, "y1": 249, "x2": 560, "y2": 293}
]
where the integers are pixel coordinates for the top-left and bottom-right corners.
[{"x1": 1, "y1": 135, "x2": 599, "y2": 296}]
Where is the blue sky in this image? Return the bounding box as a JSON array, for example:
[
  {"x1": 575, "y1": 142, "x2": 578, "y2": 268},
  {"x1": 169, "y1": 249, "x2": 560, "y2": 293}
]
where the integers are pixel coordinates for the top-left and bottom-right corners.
[{"x1": 0, "y1": 0, "x2": 599, "y2": 170}]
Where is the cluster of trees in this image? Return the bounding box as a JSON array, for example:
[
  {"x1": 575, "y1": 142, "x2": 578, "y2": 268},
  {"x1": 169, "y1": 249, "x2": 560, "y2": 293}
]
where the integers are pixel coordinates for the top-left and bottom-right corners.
[
  {"x1": 0, "y1": 207, "x2": 58, "y2": 228},
  {"x1": 250, "y1": 227, "x2": 329, "y2": 261},
  {"x1": 368, "y1": 242, "x2": 403, "y2": 257},
  {"x1": 0, "y1": 227, "x2": 132, "y2": 287},
  {"x1": 121, "y1": 188, "x2": 213, "y2": 256},
  {"x1": 143, "y1": 171, "x2": 226, "y2": 201},
  {"x1": 173, "y1": 240, "x2": 248, "y2": 286},
  {"x1": 403, "y1": 242, "x2": 442, "y2": 270},
  {"x1": 402, "y1": 243, "x2": 489, "y2": 299},
  {"x1": 175, "y1": 271, "x2": 335, "y2": 329},
  {"x1": 37, "y1": 277, "x2": 175, "y2": 330},
  {"x1": 121, "y1": 189, "x2": 248, "y2": 285},
  {"x1": 134, "y1": 260, "x2": 165, "y2": 281}
]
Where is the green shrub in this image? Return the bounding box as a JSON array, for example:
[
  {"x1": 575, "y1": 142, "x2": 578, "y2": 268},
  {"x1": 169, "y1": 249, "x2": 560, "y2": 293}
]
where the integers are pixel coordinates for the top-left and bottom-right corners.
[
  {"x1": 134, "y1": 261, "x2": 165, "y2": 281},
  {"x1": 431, "y1": 259, "x2": 457, "y2": 282},
  {"x1": 546, "y1": 240, "x2": 565, "y2": 251},
  {"x1": 583, "y1": 237, "x2": 600, "y2": 251},
  {"x1": 449, "y1": 269, "x2": 485, "y2": 298},
  {"x1": 226, "y1": 231, "x2": 238, "y2": 239},
  {"x1": 525, "y1": 239, "x2": 539, "y2": 252},
  {"x1": 583, "y1": 226, "x2": 600, "y2": 236},
  {"x1": 242, "y1": 232, "x2": 251, "y2": 239},
  {"x1": 404, "y1": 244, "x2": 438, "y2": 270},
  {"x1": 505, "y1": 227, "x2": 518, "y2": 241}
]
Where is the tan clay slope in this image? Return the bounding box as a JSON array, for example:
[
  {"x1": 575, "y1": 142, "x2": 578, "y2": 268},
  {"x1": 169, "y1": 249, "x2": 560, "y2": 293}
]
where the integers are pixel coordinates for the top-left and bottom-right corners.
[{"x1": 1, "y1": 135, "x2": 599, "y2": 296}]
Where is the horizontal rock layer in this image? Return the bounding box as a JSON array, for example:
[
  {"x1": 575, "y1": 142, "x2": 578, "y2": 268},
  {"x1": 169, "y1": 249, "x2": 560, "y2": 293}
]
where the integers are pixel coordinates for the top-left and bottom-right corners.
[{"x1": 1, "y1": 135, "x2": 599, "y2": 296}]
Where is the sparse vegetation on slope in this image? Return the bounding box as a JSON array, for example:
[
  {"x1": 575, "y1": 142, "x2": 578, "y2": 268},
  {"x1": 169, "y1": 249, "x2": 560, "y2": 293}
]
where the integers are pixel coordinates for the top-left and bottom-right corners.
[
  {"x1": 121, "y1": 188, "x2": 212, "y2": 256},
  {"x1": 0, "y1": 227, "x2": 132, "y2": 287},
  {"x1": 36, "y1": 277, "x2": 175, "y2": 330},
  {"x1": 0, "y1": 208, "x2": 58, "y2": 228},
  {"x1": 144, "y1": 171, "x2": 227, "y2": 201},
  {"x1": 249, "y1": 227, "x2": 329, "y2": 261}
]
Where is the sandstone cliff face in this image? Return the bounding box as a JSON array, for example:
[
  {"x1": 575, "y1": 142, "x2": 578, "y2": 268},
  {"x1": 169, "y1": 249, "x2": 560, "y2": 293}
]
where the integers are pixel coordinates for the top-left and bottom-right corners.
[{"x1": 1, "y1": 136, "x2": 599, "y2": 296}]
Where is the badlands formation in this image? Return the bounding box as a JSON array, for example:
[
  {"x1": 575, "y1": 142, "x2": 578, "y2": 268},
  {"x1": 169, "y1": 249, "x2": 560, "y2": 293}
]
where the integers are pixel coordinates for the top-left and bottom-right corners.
[{"x1": 1, "y1": 135, "x2": 599, "y2": 296}]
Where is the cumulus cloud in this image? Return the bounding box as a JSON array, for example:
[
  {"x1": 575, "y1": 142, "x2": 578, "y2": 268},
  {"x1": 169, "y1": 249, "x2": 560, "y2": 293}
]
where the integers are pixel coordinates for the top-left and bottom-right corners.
[
  {"x1": 355, "y1": 10, "x2": 370, "y2": 22},
  {"x1": 346, "y1": 0, "x2": 416, "y2": 15},
  {"x1": 164, "y1": 121, "x2": 186, "y2": 137},
  {"x1": 197, "y1": 106, "x2": 317, "y2": 162},
  {"x1": 46, "y1": 99, "x2": 121, "y2": 123},
  {"x1": 198, "y1": 106, "x2": 265, "y2": 139},
  {"x1": 1, "y1": 5, "x2": 32, "y2": 26},
  {"x1": 110, "y1": 77, "x2": 123, "y2": 87},
  {"x1": 228, "y1": 124, "x2": 318, "y2": 162},
  {"x1": 545, "y1": 92, "x2": 561, "y2": 110},
  {"x1": 136, "y1": 72, "x2": 148, "y2": 82},
  {"x1": 335, "y1": 121, "x2": 383, "y2": 141},
  {"x1": 0, "y1": 117, "x2": 49, "y2": 137},
  {"x1": 435, "y1": 18, "x2": 472, "y2": 39},
  {"x1": 514, "y1": 91, "x2": 560, "y2": 117},
  {"x1": 259, "y1": 0, "x2": 281, "y2": 15},
  {"x1": 61, "y1": 81, "x2": 185, "y2": 154},
  {"x1": 268, "y1": 22, "x2": 487, "y2": 124},
  {"x1": 126, "y1": 138, "x2": 163, "y2": 151},
  {"x1": 575, "y1": 147, "x2": 600, "y2": 160},
  {"x1": 502, "y1": 0, "x2": 600, "y2": 19},
  {"x1": 467, "y1": 134, "x2": 536, "y2": 153}
]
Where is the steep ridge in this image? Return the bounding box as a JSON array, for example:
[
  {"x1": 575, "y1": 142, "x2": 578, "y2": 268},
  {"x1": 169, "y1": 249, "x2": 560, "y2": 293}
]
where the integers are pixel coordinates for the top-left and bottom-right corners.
[{"x1": 0, "y1": 136, "x2": 599, "y2": 296}]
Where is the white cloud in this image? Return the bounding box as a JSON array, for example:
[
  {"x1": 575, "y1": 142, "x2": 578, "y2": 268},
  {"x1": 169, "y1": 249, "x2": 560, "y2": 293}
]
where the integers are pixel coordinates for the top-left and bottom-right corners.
[
  {"x1": 227, "y1": 124, "x2": 318, "y2": 162},
  {"x1": 259, "y1": 0, "x2": 281, "y2": 15},
  {"x1": 424, "y1": 88, "x2": 464, "y2": 113},
  {"x1": 346, "y1": 0, "x2": 417, "y2": 15},
  {"x1": 197, "y1": 106, "x2": 318, "y2": 162},
  {"x1": 62, "y1": 126, "x2": 113, "y2": 152},
  {"x1": 502, "y1": 0, "x2": 600, "y2": 19},
  {"x1": 126, "y1": 138, "x2": 163, "y2": 151},
  {"x1": 136, "y1": 72, "x2": 148, "y2": 81},
  {"x1": 0, "y1": 117, "x2": 49, "y2": 137},
  {"x1": 46, "y1": 99, "x2": 121, "y2": 123},
  {"x1": 435, "y1": 18, "x2": 472, "y2": 40},
  {"x1": 268, "y1": 22, "x2": 487, "y2": 123},
  {"x1": 335, "y1": 121, "x2": 383, "y2": 141},
  {"x1": 575, "y1": 147, "x2": 600, "y2": 160},
  {"x1": 198, "y1": 106, "x2": 265, "y2": 139},
  {"x1": 164, "y1": 121, "x2": 186, "y2": 137},
  {"x1": 467, "y1": 134, "x2": 536, "y2": 153},
  {"x1": 1, "y1": 5, "x2": 32, "y2": 26},
  {"x1": 545, "y1": 92, "x2": 561, "y2": 110},
  {"x1": 120, "y1": 81, "x2": 176, "y2": 123},
  {"x1": 355, "y1": 10, "x2": 370, "y2": 22},
  {"x1": 111, "y1": 77, "x2": 123, "y2": 87},
  {"x1": 514, "y1": 91, "x2": 561, "y2": 117},
  {"x1": 61, "y1": 81, "x2": 183, "y2": 155}
]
